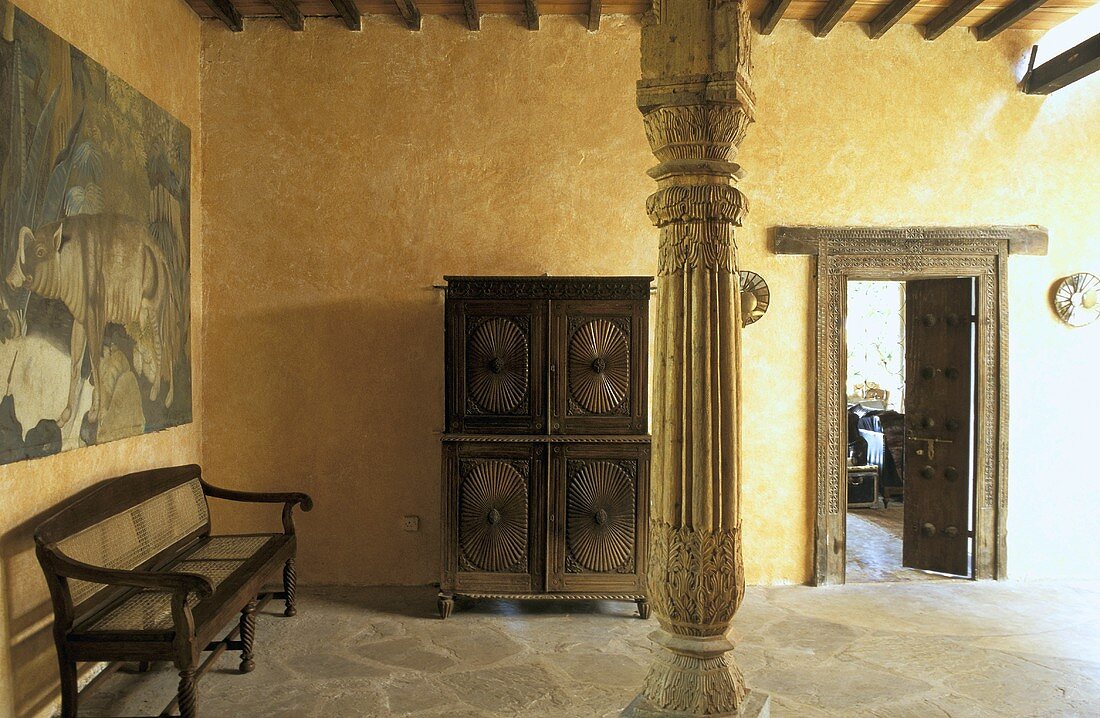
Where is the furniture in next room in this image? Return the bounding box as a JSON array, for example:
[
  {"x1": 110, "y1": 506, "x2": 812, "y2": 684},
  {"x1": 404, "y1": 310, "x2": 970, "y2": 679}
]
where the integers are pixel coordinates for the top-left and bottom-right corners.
[
  {"x1": 439, "y1": 276, "x2": 652, "y2": 620},
  {"x1": 857, "y1": 409, "x2": 906, "y2": 505},
  {"x1": 34, "y1": 464, "x2": 312, "y2": 718},
  {"x1": 847, "y1": 464, "x2": 880, "y2": 508}
]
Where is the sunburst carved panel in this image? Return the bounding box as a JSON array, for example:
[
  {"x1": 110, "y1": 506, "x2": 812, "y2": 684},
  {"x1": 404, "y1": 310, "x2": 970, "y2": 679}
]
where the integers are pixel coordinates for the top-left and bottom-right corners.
[
  {"x1": 565, "y1": 460, "x2": 636, "y2": 573},
  {"x1": 466, "y1": 317, "x2": 530, "y2": 415},
  {"x1": 567, "y1": 319, "x2": 631, "y2": 416},
  {"x1": 458, "y1": 460, "x2": 529, "y2": 573}
]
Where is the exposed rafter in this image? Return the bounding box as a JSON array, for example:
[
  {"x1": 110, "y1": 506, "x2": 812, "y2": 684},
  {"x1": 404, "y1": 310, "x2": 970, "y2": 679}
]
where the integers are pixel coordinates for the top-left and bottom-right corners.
[
  {"x1": 814, "y1": 0, "x2": 858, "y2": 37},
  {"x1": 463, "y1": 0, "x2": 481, "y2": 30},
  {"x1": 868, "y1": 0, "x2": 921, "y2": 38},
  {"x1": 393, "y1": 0, "x2": 422, "y2": 30},
  {"x1": 588, "y1": 0, "x2": 602, "y2": 31},
  {"x1": 269, "y1": 0, "x2": 304, "y2": 30},
  {"x1": 1026, "y1": 32, "x2": 1100, "y2": 94},
  {"x1": 758, "y1": 0, "x2": 794, "y2": 35},
  {"x1": 525, "y1": 0, "x2": 540, "y2": 30},
  {"x1": 924, "y1": 0, "x2": 984, "y2": 40},
  {"x1": 330, "y1": 0, "x2": 362, "y2": 30},
  {"x1": 975, "y1": 0, "x2": 1050, "y2": 40},
  {"x1": 204, "y1": 0, "x2": 243, "y2": 31}
]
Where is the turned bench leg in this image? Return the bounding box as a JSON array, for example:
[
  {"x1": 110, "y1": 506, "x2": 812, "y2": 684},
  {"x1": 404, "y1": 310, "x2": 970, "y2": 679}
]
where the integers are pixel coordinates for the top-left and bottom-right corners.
[
  {"x1": 177, "y1": 668, "x2": 197, "y2": 718},
  {"x1": 57, "y1": 652, "x2": 78, "y2": 718},
  {"x1": 239, "y1": 600, "x2": 257, "y2": 673},
  {"x1": 282, "y1": 558, "x2": 297, "y2": 617}
]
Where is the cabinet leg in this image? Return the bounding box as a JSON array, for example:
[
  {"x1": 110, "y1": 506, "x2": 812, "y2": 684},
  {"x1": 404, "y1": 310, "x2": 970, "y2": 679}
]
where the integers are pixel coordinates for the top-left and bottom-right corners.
[
  {"x1": 239, "y1": 600, "x2": 257, "y2": 673},
  {"x1": 438, "y1": 592, "x2": 454, "y2": 620},
  {"x1": 636, "y1": 598, "x2": 650, "y2": 620}
]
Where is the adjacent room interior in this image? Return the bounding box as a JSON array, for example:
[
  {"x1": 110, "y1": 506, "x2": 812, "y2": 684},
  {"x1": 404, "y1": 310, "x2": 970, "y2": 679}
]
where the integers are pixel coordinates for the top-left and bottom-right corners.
[{"x1": 0, "y1": 0, "x2": 1099, "y2": 717}]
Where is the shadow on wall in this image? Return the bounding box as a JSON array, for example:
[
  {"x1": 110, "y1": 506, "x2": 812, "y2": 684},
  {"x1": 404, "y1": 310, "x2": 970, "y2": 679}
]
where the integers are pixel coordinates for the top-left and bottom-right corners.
[
  {"x1": 0, "y1": 480, "x2": 113, "y2": 718},
  {"x1": 203, "y1": 293, "x2": 445, "y2": 585}
]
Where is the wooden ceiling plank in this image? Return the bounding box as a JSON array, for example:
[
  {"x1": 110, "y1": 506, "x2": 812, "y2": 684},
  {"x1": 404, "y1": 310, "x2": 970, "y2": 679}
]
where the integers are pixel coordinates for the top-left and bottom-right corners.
[
  {"x1": 204, "y1": 0, "x2": 244, "y2": 30},
  {"x1": 759, "y1": 0, "x2": 794, "y2": 35},
  {"x1": 394, "y1": 0, "x2": 422, "y2": 29},
  {"x1": 526, "y1": 0, "x2": 540, "y2": 30},
  {"x1": 269, "y1": 0, "x2": 305, "y2": 29},
  {"x1": 464, "y1": 0, "x2": 481, "y2": 29},
  {"x1": 868, "y1": 0, "x2": 921, "y2": 37},
  {"x1": 588, "y1": 0, "x2": 601, "y2": 30},
  {"x1": 1026, "y1": 31, "x2": 1100, "y2": 93},
  {"x1": 814, "y1": 0, "x2": 858, "y2": 36},
  {"x1": 924, "y1": 0, "x2": 985, "y2": 39},
  {"x1": 330, "y1": 0, "x2": 363, "y2": 29},
  {"x1": 975, "y1": 0, "x2": 1050, "y2": 40}
]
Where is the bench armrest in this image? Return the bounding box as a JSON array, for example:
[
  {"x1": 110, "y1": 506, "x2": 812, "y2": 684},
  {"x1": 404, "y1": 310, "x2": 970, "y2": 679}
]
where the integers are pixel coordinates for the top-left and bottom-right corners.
[
  {"x1": 200, "y1": 481, "x2": 313, "y2": 535},
  {"x1": 49, "y1": 552, "x2": 214, "y2": 598}
]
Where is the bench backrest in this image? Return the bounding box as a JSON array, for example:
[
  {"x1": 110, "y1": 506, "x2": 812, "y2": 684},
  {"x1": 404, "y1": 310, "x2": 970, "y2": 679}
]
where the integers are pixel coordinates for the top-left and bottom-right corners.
[{"x1": 36, "y1": 465, "x2": 212, "y2": 616}]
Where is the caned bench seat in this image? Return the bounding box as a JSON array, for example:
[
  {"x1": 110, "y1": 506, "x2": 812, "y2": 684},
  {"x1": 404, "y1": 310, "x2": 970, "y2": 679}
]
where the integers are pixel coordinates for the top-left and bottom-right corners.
[{"x1": 35, "y1": 465, "x2": 312, "y2": 718}]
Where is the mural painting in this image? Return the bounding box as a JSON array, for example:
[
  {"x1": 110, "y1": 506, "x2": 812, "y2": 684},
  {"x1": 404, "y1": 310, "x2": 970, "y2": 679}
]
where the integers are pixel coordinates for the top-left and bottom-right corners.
[{"x1": 0, "y1": 2, "x2": 191, "y2": 464}]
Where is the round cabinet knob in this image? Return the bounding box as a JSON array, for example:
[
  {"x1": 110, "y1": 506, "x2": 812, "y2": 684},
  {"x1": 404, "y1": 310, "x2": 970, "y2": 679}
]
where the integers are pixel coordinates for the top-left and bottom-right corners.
[
  {"x1": 921, "y1": 366, "x2": 936, "y2": 380},
  {"x1": 920, "y1": 465, "x2": 935, "y2": 479},
  {"x1": 921, "y1": 416, "x2": 936, "y2": 429},
  {"x1": 945, "y1": 367, "x2": 960, "y2": 380},
  {"x1": 488, "y1": 357, "x2": 504, "y2": 374},
  {"x1": 945, "y1": 419, "x2": 960, "y2": 431},
  {"x1": 487, "y1": 508, "x2": 502, "y2": 525},
  {"x1": 590, "y1": 358, "x2": 608, "y2": 374},
  {"x1": 944, "y1": 466, "x2": 959, "y2": 481},
  {"x1": 943, "y1": 526, "x2": 959, "y2": 537},
  {"x1": 594, "y1": 508, "x2": 609, "y2": 525},
  {"x1": 922, "y1": 523, "x2": 937, "y2": 537},
  {"x1": 923, "y1": 314, "x2": 938, "y2": 327}
]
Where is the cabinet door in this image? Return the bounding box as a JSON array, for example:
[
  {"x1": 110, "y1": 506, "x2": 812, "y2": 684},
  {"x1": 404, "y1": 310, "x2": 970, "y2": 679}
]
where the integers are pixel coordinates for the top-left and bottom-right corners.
[
  {"x1": 447, "y1": 300, "x2": 546, "y2": 434},
  {"x1": 441, "y1": 442, "x2": 545, "y2": 594},
  {"x1": 551, "y1": 300, "x2": 647, "y2": 435},
  {"x1": 547, "y1": 442, "x2": 648, "y2": 594}
]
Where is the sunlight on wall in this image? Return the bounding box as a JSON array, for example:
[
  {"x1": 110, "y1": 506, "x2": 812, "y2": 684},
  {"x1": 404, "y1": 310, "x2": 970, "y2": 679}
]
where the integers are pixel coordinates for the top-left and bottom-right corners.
[{"x1": 1034, "y1": 0, "x2": 1100, "y2": 64}]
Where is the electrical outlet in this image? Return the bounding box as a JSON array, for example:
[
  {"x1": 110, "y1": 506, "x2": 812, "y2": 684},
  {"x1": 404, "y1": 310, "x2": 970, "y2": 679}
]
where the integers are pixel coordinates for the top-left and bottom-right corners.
[{"x1": 402, "y1": 516, "x2": 420, "y2": 532}]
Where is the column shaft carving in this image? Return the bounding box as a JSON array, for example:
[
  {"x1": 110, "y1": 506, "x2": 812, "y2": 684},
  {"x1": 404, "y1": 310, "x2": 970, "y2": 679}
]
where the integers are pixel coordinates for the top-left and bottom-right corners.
[{"x1": 624, "y1": 0, "x2": 763, "y2": 715}]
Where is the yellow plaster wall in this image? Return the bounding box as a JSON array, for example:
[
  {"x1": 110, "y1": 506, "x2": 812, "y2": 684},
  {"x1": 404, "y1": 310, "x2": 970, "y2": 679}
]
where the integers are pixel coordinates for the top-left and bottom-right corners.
[
  {"x1": 0, "y1": 2, "x2": 202, "y2": 717},
  {"x1": 200, "y1": 15, "x2": 1100, "y2": 591}
]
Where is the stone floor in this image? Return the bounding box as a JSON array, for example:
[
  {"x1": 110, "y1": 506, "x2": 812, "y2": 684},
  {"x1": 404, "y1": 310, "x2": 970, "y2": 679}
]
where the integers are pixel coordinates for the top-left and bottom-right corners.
[
  {"x1": 847, "y1": 504, "x2": 957, "y2": 583},
  {"x1": 81, "y1": 581, "x2": 1100, "y2": 717}
]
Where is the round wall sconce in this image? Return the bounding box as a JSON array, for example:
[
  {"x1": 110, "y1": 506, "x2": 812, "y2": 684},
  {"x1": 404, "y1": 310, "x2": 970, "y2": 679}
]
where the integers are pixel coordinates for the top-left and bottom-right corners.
[
  {"x1": 739, "y1": 270, "x2": 770, "y2": 327},
  {"x1": 1053, "y1": 273, "x2": 1100, "y2": 327}
]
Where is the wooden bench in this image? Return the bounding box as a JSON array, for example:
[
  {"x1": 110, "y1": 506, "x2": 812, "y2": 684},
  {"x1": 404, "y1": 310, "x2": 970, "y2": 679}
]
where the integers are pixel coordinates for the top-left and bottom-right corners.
[{"x1": 34, "y1": 464, "x2": 313, "y2": 718}]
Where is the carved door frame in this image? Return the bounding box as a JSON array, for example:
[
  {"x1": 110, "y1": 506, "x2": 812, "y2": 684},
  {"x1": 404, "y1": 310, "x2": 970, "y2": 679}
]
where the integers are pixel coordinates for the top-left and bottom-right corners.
[{"x1": 774, "y1": 225, "x2": 1048, "y2": 586}]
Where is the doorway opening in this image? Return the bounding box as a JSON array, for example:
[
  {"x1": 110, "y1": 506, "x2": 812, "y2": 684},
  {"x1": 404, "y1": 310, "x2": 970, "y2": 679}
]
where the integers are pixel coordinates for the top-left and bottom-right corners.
[{"x1": 844, "y1": 279, "x2": 976, "y2": 583}]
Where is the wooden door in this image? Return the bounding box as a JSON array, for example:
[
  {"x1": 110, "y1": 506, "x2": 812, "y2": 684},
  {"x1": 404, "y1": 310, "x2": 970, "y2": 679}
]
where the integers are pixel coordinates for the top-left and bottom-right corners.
[
  {"x1": 446, "y1": 299, "x2": 546, "y2": 434},
  {"x1": 442, "y1": 442, "x2": 545, "y2": 594},
  {"x1": 547, "y1": 442, "x2": 648, "y2": 594},
  {"x1": 903, "y1": 278, "x2": 974, "y2": 576},
  {"x1": 550, "y1": 300, "x2": 648, "y2": 435}
]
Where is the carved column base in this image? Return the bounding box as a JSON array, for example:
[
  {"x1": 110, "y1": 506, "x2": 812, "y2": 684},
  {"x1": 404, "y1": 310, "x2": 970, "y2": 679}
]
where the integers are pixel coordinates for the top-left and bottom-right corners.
[{"x1": 622, "y1": 631, "x2": 767, "y2": 718}]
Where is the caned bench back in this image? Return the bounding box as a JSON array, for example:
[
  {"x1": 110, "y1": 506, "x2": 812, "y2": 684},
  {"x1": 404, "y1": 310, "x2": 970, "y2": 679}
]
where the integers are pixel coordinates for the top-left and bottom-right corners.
[{"x1": 36, "y1": 465, "x2": 211, "y2": 613}]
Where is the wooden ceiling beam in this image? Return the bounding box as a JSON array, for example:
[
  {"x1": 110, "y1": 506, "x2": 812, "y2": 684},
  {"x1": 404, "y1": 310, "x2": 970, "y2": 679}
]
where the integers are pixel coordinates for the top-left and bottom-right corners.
[
  {"x1": 758, "y1": 0, "x2": 794, "y2": 35},
  {"x1": 1026, "y1": 32, "x2": 1100, "y2": 93},
  {"x1": 588, "y1": 0, "x2": 601, "y2": 31},
  {"x1": 204, "y1": 0, "x2": 243, "y2": 31},
  {"x1": 814, "y1": 0, "x2": 858, "y2": 37},
  {"x1": 463, "y1": 0, "x2": 481, "y2": 30},
  {"x1": 975, "y1": 0, "x2": 1050, "y2": 40},
  {"x1": 393, "y1": 0, "x2": 422, "y2": 30},
  {"x1": 868, "y1": 0, "x2": 921, "y2": 38},
  {"x1": 269, "y1": 0, "x2": 304, "y2": 30},
  {"x1": 525, "y1": 0, "x2": 540, "y2": 30},
  {"x1": 924, "y1": 0, "x2": 984, "y2": 40},
  {"x1": 330, "y1": 0, "x2": 362, "y2": 30}
]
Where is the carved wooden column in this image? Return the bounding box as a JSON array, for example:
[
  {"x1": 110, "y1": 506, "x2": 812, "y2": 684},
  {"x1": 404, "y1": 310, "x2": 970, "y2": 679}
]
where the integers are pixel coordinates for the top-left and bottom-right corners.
[{"x1": 623, "y1": 0, "x2": 767, "y2": 715}]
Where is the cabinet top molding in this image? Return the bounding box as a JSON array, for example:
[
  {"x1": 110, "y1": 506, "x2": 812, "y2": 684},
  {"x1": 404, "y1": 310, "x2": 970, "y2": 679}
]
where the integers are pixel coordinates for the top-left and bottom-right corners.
[
  {"x1": 444, "y1": 276, "x2": 654, "y2": 301},
  {"x1": 772, "y1": 225, "x2": 1049, "y2": 257}
]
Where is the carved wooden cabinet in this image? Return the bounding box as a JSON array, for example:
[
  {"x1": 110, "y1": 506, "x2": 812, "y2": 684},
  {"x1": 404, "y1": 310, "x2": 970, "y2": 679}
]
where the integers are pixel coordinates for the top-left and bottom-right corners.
[{"x1": 439, "y1": 277, "x2": 652, "y2": 619}]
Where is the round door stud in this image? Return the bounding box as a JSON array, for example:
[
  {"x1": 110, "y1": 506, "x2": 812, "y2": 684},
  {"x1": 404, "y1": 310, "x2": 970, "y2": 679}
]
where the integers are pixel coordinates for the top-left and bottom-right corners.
[
  {"x1": 920, "y1": 465, "x2": 935, "y2": 479},
  {"x1": 921, "y1": 366, "x2": 935, "y2": 380},
  {"x1": 921, "y1": 416, "x2": 936, "y2": 429},
  {"x1": 923, "y1": 314, "x2": 938, "y2": 327},
  {"x1": 945, "y1": 418, "x2": 960, "y2": 431},
  {"x1": 945, "y1": 367, "x2": 960, "y2": 380},
  {"x1": 943, "y1": 526, "x2": 959, "y2": 538},
  {"x1": 922, "y1": 523, "x2": 937, "y2": 537},
  {"x1": 944, "y1": 466, "x2": 959, "y2": 482},
  {"x1": 945, "y1": 313, "x2": 960, "y2": 327}
]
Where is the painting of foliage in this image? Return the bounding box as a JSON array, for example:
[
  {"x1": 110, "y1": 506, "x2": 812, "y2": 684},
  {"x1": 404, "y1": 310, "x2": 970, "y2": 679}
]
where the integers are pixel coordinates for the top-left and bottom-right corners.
[{"x1": 0, "y1": 2, "x2": 191, "y2": 464}]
